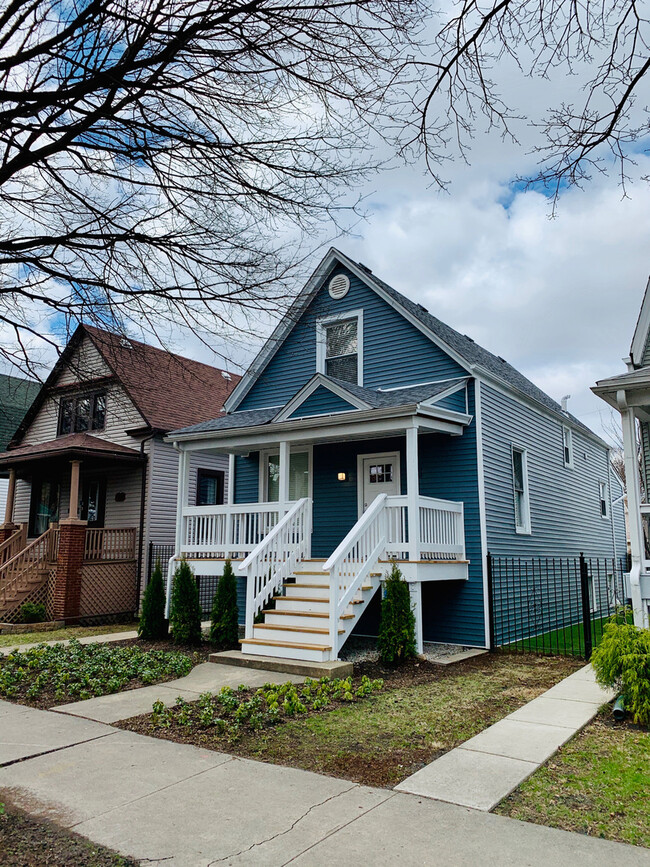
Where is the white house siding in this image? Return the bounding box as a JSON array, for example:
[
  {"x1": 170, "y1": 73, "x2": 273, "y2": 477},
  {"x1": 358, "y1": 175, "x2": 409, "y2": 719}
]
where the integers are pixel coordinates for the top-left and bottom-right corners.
[{"x1": 0, "y1": 478, "x2": 7, "y2": 520}]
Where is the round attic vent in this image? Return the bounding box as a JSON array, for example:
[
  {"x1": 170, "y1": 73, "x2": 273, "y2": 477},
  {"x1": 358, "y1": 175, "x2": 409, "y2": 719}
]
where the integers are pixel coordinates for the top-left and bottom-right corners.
[{"x1": 328, "y1": 274, "x2": 350, "y2": 299}]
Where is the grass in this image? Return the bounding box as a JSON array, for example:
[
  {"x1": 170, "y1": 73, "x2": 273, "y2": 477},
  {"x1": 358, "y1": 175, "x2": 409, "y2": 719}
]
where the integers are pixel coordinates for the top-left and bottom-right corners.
[
  {"x1": 120, "y1": 653, "x2": 581, "y2": 788},
  {"x1": 0, "y1": 621, "x2": 137, "y2": 648},
  {"x1": 496, "y1": 708, "x2": 650, "y2": 848},
  {"x1": 507, "y1": 615, "x2": 610, "y2": 657}
]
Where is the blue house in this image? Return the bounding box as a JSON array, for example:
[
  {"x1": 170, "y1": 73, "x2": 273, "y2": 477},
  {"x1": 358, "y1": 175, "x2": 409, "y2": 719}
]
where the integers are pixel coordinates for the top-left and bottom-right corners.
[{"x1": 166, "y1": 248, "x2": 626, "y2": 661}]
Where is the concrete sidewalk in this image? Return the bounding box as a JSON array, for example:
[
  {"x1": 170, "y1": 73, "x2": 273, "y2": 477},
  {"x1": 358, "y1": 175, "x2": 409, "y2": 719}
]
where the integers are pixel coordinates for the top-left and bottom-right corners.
[
  {"x1": 1, "y1": 697, "x2": 645, "y2": 866},
  {"x1": 396, "y1": 664, "x2": 615, "y2": 810}
]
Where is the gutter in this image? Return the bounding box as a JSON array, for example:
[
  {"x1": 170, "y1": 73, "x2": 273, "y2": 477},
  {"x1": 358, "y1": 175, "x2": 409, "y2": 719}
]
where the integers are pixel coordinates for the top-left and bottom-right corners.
[{"x1": 135, "y1": 431, "x2": 156, "y2": 606}]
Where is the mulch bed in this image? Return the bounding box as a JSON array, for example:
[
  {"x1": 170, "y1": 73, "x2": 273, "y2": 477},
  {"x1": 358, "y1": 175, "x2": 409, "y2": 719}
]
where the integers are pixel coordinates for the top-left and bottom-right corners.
[{"x1": 0, "y1": 797, "x2": 137, "y2": 867}]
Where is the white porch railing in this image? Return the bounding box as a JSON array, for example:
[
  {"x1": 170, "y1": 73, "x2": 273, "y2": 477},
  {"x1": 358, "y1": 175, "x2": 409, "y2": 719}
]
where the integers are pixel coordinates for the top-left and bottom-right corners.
[
  {"x1": 239, "y1": 498, "x2": 311, "y2": 638},
  {"x1": 181, "y1": 503, "x2": 284, "y2": 559},
  {"x1": 385, "y1": 495, "x2": 465, "y2": 560}
]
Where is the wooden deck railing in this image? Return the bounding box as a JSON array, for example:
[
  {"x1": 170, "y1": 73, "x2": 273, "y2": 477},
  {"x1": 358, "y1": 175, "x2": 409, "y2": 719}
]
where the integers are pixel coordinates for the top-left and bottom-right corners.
[{"x1": 84, "y1": 527, "x2": 136, "y2": 561}]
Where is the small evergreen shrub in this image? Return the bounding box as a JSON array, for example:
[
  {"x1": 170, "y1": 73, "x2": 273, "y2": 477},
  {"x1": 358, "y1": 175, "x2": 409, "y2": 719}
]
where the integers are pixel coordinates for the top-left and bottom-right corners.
[
  {"x1": 210, "y1": 559, "x2": 239, "y2": 649},
  {"x1": 19, "y1": 602, "x2": 46, "y2": 624},
  {"x1": 169, "y1": 559, "x2": 202, "y2": 645},
  {"x1": 378, "y1": 562, "x2": 416, "y2": 665},
  {"x1": 138, "y1": 559, "x2": 168, "y2": 640},
  {"x1": 591, "y1": 614, "x2": 650, "y2": 726}
]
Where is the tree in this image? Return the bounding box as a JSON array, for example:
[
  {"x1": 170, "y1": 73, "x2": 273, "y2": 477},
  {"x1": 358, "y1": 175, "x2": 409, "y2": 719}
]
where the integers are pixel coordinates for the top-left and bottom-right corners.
[
  {"x1": 138, "y1": 559, "x2": 168, "y2": 640},
  {"x1": 169, "y1": 559, "x2": 202, "y2": 645},
  {"x1": 0, "y1": 0, "x2": 428, "y2": 377},
  {"x1": 210, "y1": 560, "x2": 239, "y2": 650},
  {"x1": 415, "y1": 2, "x2": 650, "y2": 202},
  {"x1": 378, "y1": 562, "x2": 417, "y2": 664}
]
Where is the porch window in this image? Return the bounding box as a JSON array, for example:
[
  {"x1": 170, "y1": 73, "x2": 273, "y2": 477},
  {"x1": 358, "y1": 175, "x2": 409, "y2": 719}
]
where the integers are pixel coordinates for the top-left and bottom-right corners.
[
  {"x1": 316, "y1": 310, "x2": 363, "y2": 385},
  {"x1": 512, "y1": 447, "x2": 531, "y2": 533},
  {"x1": 599, "y1": 481, "x2": 608, "y2": 517},
  {"x1": 196, "y1": 469, "x2": 225, "y2": 506},
  {"x1": 29, "y1": 479, "x2": 60, "y2": 536},
  {"x1": 58, "y1": 392, "x2": 106, "y2": 435},
  {"x1": 266, "y1": 451, "x2": 309, "y2": 502},
  {"x1": 562, "y1": 427, "x2": 573, "y2": 468}
]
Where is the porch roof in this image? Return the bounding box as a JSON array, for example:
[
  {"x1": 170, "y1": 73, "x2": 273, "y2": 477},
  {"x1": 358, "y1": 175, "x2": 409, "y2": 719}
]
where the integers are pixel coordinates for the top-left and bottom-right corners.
[
  {"x1": 592, "y1": 366, "x2": 650, "y2": 416},
  {"x1": 0, "y1": 432, "x2": 144, "y2": 470}
]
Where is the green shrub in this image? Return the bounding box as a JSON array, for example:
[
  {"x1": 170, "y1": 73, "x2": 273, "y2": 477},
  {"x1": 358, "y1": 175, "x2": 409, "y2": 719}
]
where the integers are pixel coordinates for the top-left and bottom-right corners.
[
  {"x1": 19, "y1": 602, "x2": 46, "y2": 624},
  {"x1": 210, "y1": 559, "x2": 239, "y2": 649},
  {"x1": 591, "y1": 616, "x2": 650, "y2": 726},
  {"x1": 378, "y1": 562, "x2": 416, "y2": 665},
  {"x1": 169, "y1": 560, "x2": 202, "y2": 645},
  {"x1": 138, "y1": 560, "x2": 168, "y2": 640}
]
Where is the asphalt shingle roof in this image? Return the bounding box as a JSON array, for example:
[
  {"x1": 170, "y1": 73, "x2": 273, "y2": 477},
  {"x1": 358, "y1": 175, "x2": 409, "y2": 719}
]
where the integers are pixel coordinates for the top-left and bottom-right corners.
[{"x1": 0, "y1": 374, "x2": 40, "y2": 451}]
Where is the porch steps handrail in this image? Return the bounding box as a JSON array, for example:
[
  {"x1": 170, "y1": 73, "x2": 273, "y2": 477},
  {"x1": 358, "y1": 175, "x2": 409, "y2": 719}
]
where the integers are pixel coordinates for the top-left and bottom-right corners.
[
  {"x1": 0, "y1": 525, "x2": 26, "y2": 566},
  {"x1": 239, "y1": 498, "x2": 311, "y2": 639},
  {"x1": 0, "y1": 527, "x2": 57, "y2": 617},
  {"x1": 323, "y1": 493, "x2": 388, "y2": 654}
]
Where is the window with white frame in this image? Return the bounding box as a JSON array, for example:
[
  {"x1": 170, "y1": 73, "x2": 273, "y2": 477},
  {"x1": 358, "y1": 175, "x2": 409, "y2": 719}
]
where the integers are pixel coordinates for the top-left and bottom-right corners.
[
  {"x1": 316, "y1": 312, "x2": 362, "y2": 385},
  {"x1": 512, "y1": 447, "x2": 531, "y2": 533},
  {"x1": 562, "y1": 426, "x2": 573, "y2": 467},
  {"x1": 265, "y1": 451, "x2": 310, "y2": 502},
  {"x1": 599, "y1": 481, "x2": 608, "y2": 518}
]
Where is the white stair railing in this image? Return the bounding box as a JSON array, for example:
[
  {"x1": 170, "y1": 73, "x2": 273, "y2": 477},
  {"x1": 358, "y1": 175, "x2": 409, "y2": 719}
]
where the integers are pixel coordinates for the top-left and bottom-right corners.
[
  {"x1": 323, "y1": 493, "x2": 388, "y2": 656},
  {"x1": 239, "y1": 498, "x2": 311, "y2": 639}
]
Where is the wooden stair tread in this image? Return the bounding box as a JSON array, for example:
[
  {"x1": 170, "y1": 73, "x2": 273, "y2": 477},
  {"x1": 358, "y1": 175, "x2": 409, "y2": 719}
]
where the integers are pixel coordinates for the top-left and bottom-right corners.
[
  {"x1": 255, "y1": 623, "x2": 344, "y2": 635},
  {"x1": 284, "y1": 582, "x2": 328, "y2": 589},
  {"x1": 293, "y1": 571, "x2": 328, "y2": 576},
  {"x1": 273, "y1": 595, "x2": 329, "y2": 603},
  {"x1": 240, "y1": 638, "x2": 332, "y2": 651},
  {"x1": 263, "y1": 609, "x2": 328, "y2": 619}
]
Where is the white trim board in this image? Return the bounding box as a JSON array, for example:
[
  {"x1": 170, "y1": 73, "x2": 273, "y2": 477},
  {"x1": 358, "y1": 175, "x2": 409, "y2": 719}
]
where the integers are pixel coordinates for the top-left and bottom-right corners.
[
  {"x1": 475, "y1": 380, "x2": 492, "y2": 649},
  {"x1": 315, "y1": 308, "x2": 364, "y2": 387},
  {"x1": 273, "y1": 373, "x2": 370, "y2": 423},
  {"x1": 630, "y1": 275, "x2": 650, "y2": 367}
]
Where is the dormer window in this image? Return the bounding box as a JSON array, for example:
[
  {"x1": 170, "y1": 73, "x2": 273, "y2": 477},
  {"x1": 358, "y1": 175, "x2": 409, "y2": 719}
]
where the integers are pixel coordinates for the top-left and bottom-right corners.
[
  {"x1": 316, "y1": 310, "x2": 363, "y2": 386},
  {"x1": 59, "y1": 392, "x2": 106, "y2": 435}
]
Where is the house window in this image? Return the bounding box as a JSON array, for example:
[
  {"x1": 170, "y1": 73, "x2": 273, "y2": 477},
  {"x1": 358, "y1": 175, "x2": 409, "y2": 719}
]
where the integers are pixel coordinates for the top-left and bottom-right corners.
[
  {"x1": 316, "y1": 311, "x2": 363, "y2": 385},
  {"x1": 196, "y1": 469, "x2": 225, "y2": 506},
  {"x1": 599, "y1": 481, "x2": 608, "y2": 518},
  {"x1": 562, "y1": 427, "x2": 573, "y2": 468},
  {"x1": 512, "y1": 447, "x2": 531, "y2": 533},
  {"x1": 29, "y1": 479, "x2": 60, "y2": 536},
  {"x1": 58, "y1": 392, "x2": 106, "y2": 435},
  {"x1": 265, "y1": 451, "x2": 310, "y2": 502}
]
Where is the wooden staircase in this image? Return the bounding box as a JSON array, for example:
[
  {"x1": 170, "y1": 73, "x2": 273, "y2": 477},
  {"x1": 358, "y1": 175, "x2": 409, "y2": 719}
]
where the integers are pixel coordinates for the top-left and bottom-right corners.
[
  {"x1": 240, "y1": 560, "x2": 381, "y2": 661},
  {"x1": 0, "y1": 528, "x2": 57, "y2": 622}
]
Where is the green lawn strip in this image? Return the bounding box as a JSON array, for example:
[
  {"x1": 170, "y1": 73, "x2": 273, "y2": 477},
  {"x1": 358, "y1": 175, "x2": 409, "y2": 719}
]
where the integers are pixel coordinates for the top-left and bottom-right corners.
[
  {"x1": 0, "y1": 621, "x2": 137, "y2": 648},
  {"x1": 496, "y1": 709, "x2": 650, "y2": 848},
  {"x1": 506, "y1": 616, "x2": 609, "y2": 657}
]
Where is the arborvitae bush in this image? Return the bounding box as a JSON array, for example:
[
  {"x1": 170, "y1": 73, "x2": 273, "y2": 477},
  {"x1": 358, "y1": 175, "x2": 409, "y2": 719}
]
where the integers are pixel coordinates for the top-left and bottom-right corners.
[
  {"x1": 210, "y1": 559, "x2": 240, "y2": 649},
  {"x1": 138, "y1": 559, "x2": 168, "y2": 640},
  {"x1": 591, "y1": 614, "x2": 650, "y2": 726},
  {"x1": 169, "y1": 559, "x2": 202, "y2": 645},
  {"x1": 378, "y1": 562, "x2": 416, "y2": 665}
]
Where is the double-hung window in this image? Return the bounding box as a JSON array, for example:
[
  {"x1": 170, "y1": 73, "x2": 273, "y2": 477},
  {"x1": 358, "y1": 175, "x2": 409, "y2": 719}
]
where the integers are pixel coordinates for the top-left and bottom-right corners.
[
  {"x1": 316, "y1": 311, "x2": 363, "y2": 385},
  {"x1": 562, "y1": 427, "x2": 573, "y2": 468},
  {"x1": 512, "y1": 446, "x2": 531, "y2": 533},
  {"x1": 58, "y1": 392, "x2": 106, "y2": 435},
  {"x1": 599, "y1": 481, "x2": 608, "y2": 518}
]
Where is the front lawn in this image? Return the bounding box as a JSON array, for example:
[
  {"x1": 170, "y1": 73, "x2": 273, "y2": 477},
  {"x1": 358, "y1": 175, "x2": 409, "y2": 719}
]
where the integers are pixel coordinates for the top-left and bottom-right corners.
[
  {"x1": 0, "y1": 621, "x2": 137, "y2": 648},
  {"x1": 496, "y1": 709, "x2": 650, "y2": 847},
  {"x1": 119, "y1": 653, "x2": 581, "y2": 788},
  {"x1": 0, "y1": 639, "x2": 198, "y2": 708}
]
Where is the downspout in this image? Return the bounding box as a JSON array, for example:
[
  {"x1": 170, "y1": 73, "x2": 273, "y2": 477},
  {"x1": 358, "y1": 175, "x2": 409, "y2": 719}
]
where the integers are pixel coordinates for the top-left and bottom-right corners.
[{"x1": 135, "y1": 431, "x2": 155, "y2": 608}]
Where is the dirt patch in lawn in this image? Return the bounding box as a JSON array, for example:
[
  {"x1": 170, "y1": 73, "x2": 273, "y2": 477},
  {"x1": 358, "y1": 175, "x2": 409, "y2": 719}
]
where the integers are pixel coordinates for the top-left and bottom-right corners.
[
  {"x1": 117, "y1": 653, "x2": 582, "y2": 788},
  {"x1": 0, "y1": 795, "x2": 137, "y2": 866},
  {"x1": 496, "y1": 708, "x2": 650, "y2": 847}
]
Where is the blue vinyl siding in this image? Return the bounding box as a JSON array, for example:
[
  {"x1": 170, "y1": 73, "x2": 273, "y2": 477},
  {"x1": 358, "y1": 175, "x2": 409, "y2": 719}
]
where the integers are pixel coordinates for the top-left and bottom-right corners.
[
  {"x1": 432, "y1": 387, "x2": 467, "y2": 413},
  {"x1": 238, "y1": 266, "x2": 467, "y2": 411},
  {"x1": 234, "y1": 453, "x2": 259, "y2": 503},
  {"x1": 289, "y1": 385, "x2": 358, "y2": 418},
  {"x1": 481, "y1": 382, "x2": 626, "y2": 558}
]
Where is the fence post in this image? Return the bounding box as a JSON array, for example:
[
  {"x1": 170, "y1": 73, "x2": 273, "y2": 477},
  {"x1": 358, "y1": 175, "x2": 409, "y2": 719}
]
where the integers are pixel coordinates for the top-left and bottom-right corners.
[
  {"x1": 486, "y1": 552, "x2": 496, "y2": 651},
  {"x1": 579, "y1": 553, "x2": 593, "y2": 661}
]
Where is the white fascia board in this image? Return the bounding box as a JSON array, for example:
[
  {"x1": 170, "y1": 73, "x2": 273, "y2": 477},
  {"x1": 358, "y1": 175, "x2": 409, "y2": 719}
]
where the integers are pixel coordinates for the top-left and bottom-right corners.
[
  {"x1": 377, "y1": 375, "x2": 468, "y2": 393},
  {"x1": 273, "y1": 373, "x2": 371, "y2": 423},
  {"x1": 473, "y1": 366, "x2": 610, "y2": 450},
  {"x1": 415, "y1": 404, "x2": 473, "y2": 426},
  {"x1": 420, "y1": 379, "x2": 470, "y2": 408},
  {"x1": 630, "y1": 275, "x2": 650, "y2": 367}
]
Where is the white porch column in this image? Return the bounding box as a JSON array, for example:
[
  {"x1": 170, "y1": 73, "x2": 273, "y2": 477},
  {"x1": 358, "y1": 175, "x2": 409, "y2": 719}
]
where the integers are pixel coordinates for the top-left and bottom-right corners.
[
  {"x1": 620, "y1": 403, "x2": 647, "y2": 628},
  {"x1": 167, "y1": 447, "x2": 190, "y2": 616},
  {"x1": 3, "y1": 467, "x2": 16, "y2": 526},
  {"x1": 406, "y1": 424, "x2": 420, "y2": 561},
  {"x1": 409, "y1": 581, "x2": 424, "y2": 654},
  {"x1": 227, "y1": 453, "x2": 235, "y2": 505},
  {"x1": 278, "y1": 440, "x2": 290, "y2": 513}
]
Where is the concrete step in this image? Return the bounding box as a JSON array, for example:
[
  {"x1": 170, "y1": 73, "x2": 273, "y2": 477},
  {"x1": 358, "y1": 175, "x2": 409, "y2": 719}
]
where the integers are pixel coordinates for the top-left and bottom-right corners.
[
  {"x1": 239, "y1": 638, "x2": 332, "y2": 662},
  {"x1": 209, "y1": 649, "x2": 352, "y2": 678}
]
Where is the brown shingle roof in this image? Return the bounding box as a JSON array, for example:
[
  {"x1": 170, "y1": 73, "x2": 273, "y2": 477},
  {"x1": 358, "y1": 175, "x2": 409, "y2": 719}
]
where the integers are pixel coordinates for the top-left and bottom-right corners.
[
  {"x1": 0, "y1": 433, "x2": 142, "y2": 467},
  {"x1": 83, "y1": 326, "x2": 240, "y2": 432}
]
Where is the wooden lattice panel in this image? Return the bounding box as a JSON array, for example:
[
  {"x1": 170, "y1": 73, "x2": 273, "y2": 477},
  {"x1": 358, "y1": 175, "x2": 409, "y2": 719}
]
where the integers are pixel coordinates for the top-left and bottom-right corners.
[
  {"x1": 79, "y1": 560, "x2": 137, "y2": 618},
  {"x1": 1, "y1": 566, "x2": 52, "y2": 624}
]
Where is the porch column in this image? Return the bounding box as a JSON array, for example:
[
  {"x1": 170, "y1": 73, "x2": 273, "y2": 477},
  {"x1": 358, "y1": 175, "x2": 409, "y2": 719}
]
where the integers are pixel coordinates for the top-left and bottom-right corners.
[
  {"x1": 409, "y1": 581, "x2": 424, "y2": 654},
  {"x1": 278, "y1": 440, "x2": 290, "y2": 513},
  {"x1": 227, "y1": 453, "x2": 235, "y2": 505},
  {"x1": 619, "y1": 402, "x2": 647, "y2": 627},
  {"x1": 53, "y1": 459, "x2": 87, "y2": 621},
  {"x1": 68, "y1": 460, "x2": 82, "y2": 520},
  {"x1": 2, "y1": 467, "x2": 17, "y2": 528},
  {"x1": 406, "y1": 424, "x2": 420, "y2": 561}
]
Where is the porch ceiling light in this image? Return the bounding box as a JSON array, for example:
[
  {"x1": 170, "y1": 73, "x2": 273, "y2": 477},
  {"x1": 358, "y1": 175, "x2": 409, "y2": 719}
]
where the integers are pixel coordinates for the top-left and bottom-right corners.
[{"x1": 337, "y1": 472, "x2": 346, "y2": 481}]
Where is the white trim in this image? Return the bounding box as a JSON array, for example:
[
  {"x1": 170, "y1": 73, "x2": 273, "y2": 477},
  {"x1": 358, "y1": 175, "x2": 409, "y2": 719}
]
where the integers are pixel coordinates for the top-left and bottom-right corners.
[
  {"x1": 356, "y1": 450, "x2": 401, "y2": 518},
  {"x1": 562, "y1": 426, "x2": 574, "y2": 469},
  {"x1": 598, "y1": 479, "x2": 610, "y2": 520},
  {"x1": 630, "y1": 275, "x2": 650, "y2": 366},
  {"x1": 420, "y1": 380, "x2": 468, "y2": 409},
  {"x1": 475, "y1": 381, "x2": 491, "y2": 649},
  {"x1": 377, "y1": 375, "x2": 469, "y2": 392},
  {"x1": 258, "y1": 444, "x2": 313, "y2": 503},
  {"x1": 316, "y1": 308, "x2": 364, "y2": 387},
  {"x1": 272, "y1": 373, "x2": 370, "y2": 423},
  {"x1": 511, "y1": 444, "x2": 531, "y2": 535}
]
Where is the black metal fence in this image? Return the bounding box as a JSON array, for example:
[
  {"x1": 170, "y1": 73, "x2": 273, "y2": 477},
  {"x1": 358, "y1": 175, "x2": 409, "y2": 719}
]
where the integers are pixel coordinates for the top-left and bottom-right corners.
[{"x1": 487, "y1": 553, "x2": 629, "y2": 659}]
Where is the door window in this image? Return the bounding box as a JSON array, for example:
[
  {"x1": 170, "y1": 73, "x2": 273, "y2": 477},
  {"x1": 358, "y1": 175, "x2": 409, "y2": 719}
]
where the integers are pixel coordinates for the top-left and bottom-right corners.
[{"x1": 361, "y1": 454, "x2": 400, "y2": 512}]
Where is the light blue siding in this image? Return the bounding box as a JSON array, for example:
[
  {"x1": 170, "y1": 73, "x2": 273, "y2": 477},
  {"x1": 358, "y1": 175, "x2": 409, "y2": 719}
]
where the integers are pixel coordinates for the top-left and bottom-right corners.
[
  {"x1": 238, "y1": 266, "x2": 467, "y2": 411},
  {"x1": 234, "y1": 453, "x2": 259, "y2": 503},
  {"x1": 289, "y1": 385, "x2": 358, "y2": 418}
]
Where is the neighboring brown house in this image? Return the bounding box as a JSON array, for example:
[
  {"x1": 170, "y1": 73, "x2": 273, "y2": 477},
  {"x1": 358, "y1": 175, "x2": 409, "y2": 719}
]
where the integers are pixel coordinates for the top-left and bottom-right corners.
[{"x1": 0, "y1": 325, "x2": 239, "y2": 623}]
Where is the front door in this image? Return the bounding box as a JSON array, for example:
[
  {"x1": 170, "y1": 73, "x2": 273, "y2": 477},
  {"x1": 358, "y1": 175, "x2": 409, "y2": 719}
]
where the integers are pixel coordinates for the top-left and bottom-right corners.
[
  {"x1": 80, "y1": 477, "x2": 106, "y2": 527},
  {"x1": 359, "y1": 452, "x2": 400, "y2": 514}
]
